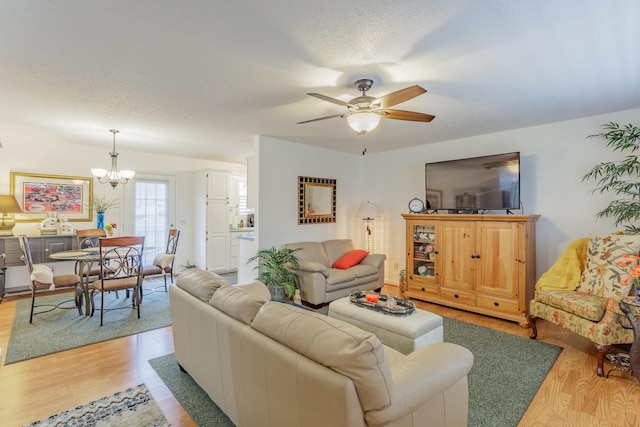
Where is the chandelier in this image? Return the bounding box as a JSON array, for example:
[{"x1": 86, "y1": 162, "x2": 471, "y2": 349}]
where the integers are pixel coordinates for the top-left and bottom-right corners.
[{"x1": 91, "y1": 129, "x2": 135, "y2": 189}]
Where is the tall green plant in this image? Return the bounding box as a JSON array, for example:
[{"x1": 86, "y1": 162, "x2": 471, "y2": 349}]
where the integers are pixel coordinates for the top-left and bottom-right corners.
[
  {"x1": 582, "y1": 122, "x2": 640, "y2": 234},
  {"x1": 247, "y1": 246, "x2": 301, "y2": 299}
]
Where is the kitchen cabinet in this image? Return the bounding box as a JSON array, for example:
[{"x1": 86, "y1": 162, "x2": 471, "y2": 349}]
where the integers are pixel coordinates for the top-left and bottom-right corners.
[
  {"x1": 229, "y1": 229, "x2": 254, "y2": 270},
  {"x1": 204, "y1": 171, "x2": 248, "y2": 272}
]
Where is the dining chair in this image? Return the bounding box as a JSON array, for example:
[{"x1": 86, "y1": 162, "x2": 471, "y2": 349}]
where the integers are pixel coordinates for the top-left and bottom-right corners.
[
  {"x1": 18, "y1": 236, "x2": 82, "y2": 323},
  {"x1": 142, "y1": 228, "x2": 180, "y2": 291},
  {"x1": 75, "y1": 228, "x2": 107, "y2": 278},
  {"x1": 89, "y1": 236, "x2": 145, "y2": 326}
]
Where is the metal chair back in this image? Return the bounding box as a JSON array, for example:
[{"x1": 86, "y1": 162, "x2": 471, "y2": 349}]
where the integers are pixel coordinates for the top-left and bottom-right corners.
[{"x1": 77, "y1": 228, "x2": 107, "y2": 249}]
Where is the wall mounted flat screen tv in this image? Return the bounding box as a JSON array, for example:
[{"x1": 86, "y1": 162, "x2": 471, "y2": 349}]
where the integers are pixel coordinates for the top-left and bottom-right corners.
[{"x1": 425, "y1": 152, "x2": 520, "y2": 212}]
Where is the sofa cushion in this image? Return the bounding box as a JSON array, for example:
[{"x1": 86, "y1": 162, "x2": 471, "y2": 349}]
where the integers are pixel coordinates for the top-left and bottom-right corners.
[
  {"x1": 349, "y1": 264, "x2": 378, "y2": 278},
  {"x1": 326, "y1": 268, "x2": 357, "y2": 286},
  {"x1": 322, "y1": 239, "x2": 355, "y2": 266},
  {"x1": 153, "y1": 252, "x2": 175, "y2": 269},
  {"x1": 534, "y1": 289, "x2": 606, "y2": 321},
  {"x1": 251, "y1": 302, "x2": 393, "y2": 412},
  {"x1": 578, "y1": 234, "x2": 640, "y2": 298},
  {"x1": 333, "y1": 249, "x2": 368, "y2": 269},
  {"x1": 31, "y1": 264, "x2": 53, "y2": 285},
  {"x1": 210, "y1": 284, "x2": 268, "y2": 325},
  {"x1": 234, "y1": 280, "x2": 272, "y2": 301},
  {"x1": 176, "y1": 268, "x2": 229, "y2": 302},
  {"x1": 283, "y1": 241, "x2": 330, "y2": 267}
]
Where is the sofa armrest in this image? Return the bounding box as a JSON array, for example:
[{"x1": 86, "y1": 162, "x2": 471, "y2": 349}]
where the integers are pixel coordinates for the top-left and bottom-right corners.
[
  {"x1": 365, "y1": 342, "x2": 474, "y2": 426},
  {"x1": 602, "y1": 296, "x2": 640, "y2": 325},
  {"x1": 289, "y1": 260, "x2": 329, "y2": 277},
  {"x1": 360, "y1": 253, "x2": 386, "y2": 269}
]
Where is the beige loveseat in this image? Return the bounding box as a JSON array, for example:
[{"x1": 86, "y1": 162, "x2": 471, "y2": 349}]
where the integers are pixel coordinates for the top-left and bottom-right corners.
[
  {"x1": 282, "y1": 239, "x2": 386, "y2": 305},
  {"x1": 170, "y1": 268, "x2": 474, "y2": 427}
]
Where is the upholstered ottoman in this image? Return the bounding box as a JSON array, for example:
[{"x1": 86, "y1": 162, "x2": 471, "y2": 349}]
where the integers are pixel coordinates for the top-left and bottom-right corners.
[{"x1": 328, "y1": 297, "x2": 443, "y2": 354}]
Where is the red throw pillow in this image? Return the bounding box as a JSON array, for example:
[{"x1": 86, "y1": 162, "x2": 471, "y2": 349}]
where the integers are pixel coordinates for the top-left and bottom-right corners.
[{"x1": 332, "y1": 250, "x2": 369, "y2": 269}]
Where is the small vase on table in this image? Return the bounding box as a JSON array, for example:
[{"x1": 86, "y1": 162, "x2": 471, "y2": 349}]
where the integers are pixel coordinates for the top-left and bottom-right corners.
[{"x1": 96, "y1": 211, "x2": 105, "y2": 229}]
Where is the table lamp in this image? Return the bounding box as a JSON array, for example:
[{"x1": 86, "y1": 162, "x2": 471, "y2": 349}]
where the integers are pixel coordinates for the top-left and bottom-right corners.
[
  {"x1": 356, "y1": 201, "x2": 381, "y2": 252},
  {"x1": 0, "y1": 195, "x2": 22, "y2": 236}
]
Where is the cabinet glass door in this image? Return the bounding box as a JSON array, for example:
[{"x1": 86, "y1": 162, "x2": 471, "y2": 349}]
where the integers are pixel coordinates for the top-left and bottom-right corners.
[{"x1": 412, "y1": 224, "x2": 437, "y2": 280}]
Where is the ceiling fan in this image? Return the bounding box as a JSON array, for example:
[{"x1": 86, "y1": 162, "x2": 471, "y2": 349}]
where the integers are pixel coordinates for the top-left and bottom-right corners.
[{"x1": 297, "y1": 79, "x2": 435, "y2": 135}]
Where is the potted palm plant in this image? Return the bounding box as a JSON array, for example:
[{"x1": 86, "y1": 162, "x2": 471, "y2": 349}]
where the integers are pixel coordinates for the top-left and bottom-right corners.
[
  {"x1": 582, "y1": 122, "x2": 640, "y2": 233},
  {"x1": 248, "y1": 246, "x2": 301, "y2": 300}
]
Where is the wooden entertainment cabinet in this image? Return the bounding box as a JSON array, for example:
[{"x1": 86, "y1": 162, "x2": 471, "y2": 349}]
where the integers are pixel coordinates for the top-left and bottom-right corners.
[{"x1": 402, "y1": 214, "x2": 539, "y2": 324}]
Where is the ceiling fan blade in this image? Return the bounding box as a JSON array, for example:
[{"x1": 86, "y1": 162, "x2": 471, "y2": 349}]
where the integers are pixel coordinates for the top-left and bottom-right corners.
[
  {"x1": 374, "y1": 85, "x2": 427, "y2": 108},
  {"x1": 378, "y1": 109, "x2": 436, "y2": 122},
  {"x1": 297, "y1": 113, "x2": 345, "y2": 124},
  {"x1": 307, "y1": 93, "x2": 353, "y2": 107}
]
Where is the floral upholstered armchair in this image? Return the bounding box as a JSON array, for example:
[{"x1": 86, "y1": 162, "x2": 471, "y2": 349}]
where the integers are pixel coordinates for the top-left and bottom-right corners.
[{"x1": 528, "y1": 234, "x2": 640, "y2": 376}]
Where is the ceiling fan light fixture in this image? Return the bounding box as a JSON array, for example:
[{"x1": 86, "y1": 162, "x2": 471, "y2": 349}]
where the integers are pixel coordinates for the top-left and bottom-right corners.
[{"x1": 347, "y1": 112, "x2": 380, "y2": 135}]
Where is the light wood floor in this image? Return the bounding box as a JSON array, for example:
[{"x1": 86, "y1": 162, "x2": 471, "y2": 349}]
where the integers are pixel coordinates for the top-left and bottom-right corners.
[{"x1": 1, "y1": 282, "x2": 639, "y2": 426}]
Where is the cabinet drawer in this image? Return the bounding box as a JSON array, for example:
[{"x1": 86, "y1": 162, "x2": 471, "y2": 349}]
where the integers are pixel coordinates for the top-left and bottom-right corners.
[
  {"x1": 4, "y1": 239, "x2": 27, "y2": 265},
  {"x1": 441, "y1": 288, "x2": 476, "y2": 306},
  {"x1": 477, "y1": 294, "x2": 518, "y2": 315},
  {"x1": 408, "y1": 283, "x2": 439, "y2": 298}
]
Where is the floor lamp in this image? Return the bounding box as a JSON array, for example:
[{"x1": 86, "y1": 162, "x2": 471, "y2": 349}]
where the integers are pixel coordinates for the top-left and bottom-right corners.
[{"x1": 356, "y1": 201, "x2": 381, "y2": 252}]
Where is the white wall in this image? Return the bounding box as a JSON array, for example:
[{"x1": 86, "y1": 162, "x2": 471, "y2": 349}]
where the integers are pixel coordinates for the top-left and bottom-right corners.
[
  {"x1": 361, "y1": 107, "x2": 640, "y2": 283},
  {"x1": 251, "y1": 108, "x2": 640, "y2": 285},
  {"x1": 255, "y1": 136, "x2": 362, "y2": 250},
  {"x1": 0, "y1": 123, "x2": 245, "y2": 288},
  {"x1": 4, "y1": 107, "x2": 639, "y2": 288}
]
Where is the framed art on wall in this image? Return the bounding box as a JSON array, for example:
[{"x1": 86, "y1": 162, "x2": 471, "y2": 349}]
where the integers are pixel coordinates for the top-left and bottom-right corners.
[
  {"x1": 10, "y1": 172, "x2": 93, "y2": 222},
  {"x1": 298, "y1": 176, "x2": 336, "y2": 224}
]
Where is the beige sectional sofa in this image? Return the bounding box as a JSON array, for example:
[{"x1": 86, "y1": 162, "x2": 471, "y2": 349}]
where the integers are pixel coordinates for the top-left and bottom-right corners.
[
  {"x1": 170, "y1": 268, "x2": 474, "y2": 427},
  {"x1": 282, "y1": 239, "x2": 386, "y2": 305}
]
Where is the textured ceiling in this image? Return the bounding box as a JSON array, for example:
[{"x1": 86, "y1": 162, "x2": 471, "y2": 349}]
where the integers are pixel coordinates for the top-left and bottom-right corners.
[{"x1": 1, "y1": 1, "x2": 639, "y2": 163}]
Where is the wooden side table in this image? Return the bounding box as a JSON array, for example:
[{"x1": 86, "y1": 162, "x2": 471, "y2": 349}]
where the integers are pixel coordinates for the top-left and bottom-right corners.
[
  {"x1": 0, "y1": 267, "x2": 5, "y2": 303},
  {"x1": 612, "y1": 300, "x2": 640, "y2": 380},
  {"x1": 0, "y1": 249, "x2": 5, "y2": 302}
]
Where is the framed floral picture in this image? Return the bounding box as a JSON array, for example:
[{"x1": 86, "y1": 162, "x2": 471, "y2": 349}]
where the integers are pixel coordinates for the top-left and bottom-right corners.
[{"x1": 10, "y1": 172, "x2": 93, "y2": 222}]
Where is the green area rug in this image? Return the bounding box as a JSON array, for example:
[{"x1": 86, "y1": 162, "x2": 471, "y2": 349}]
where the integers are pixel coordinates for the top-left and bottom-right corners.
[
  {"x1": 149, "y1": 354, "x2": 234, "y2": 427},
  {"x1": 219, "y1": 272, "x2": 237, "y2": 285},
  {"x1": 5, "y1": 281, "x2": 172, "y2": 365},
  {"x1": 443, "y1": 317, "x2": 561, "y2": 426},
  {"x1": 23, "y1": 383, "x2": 169, "y2": 427},
  {"x1": 150, "y1": 315, "x2": 562, "y2": 427}
]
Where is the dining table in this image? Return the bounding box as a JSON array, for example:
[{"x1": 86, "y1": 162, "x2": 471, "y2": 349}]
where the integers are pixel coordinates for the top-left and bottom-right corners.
[
  {"x1": 50, "y1": 245, "x2": 156, "y2": 316},
  {"x1": 49, "y1": 248, "x2": 101, "y2": 316}
]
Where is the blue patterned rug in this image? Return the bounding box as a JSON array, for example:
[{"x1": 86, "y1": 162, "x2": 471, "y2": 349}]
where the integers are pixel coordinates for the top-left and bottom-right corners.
[{"x1": 24, "y1": 383, "x2": 169, "y2": 427}]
